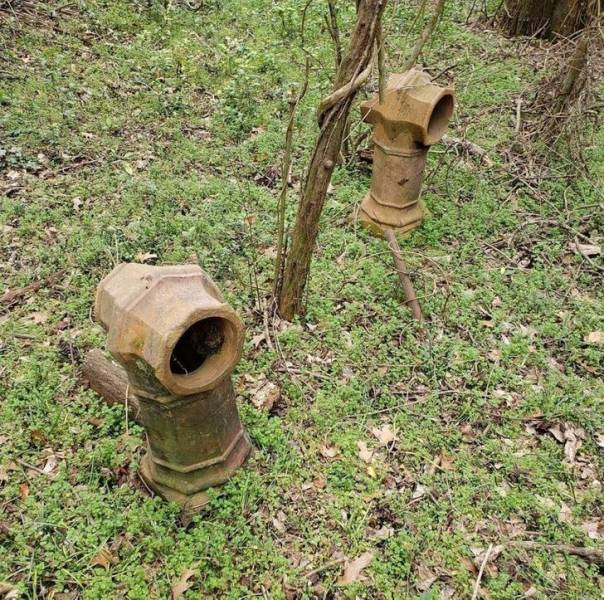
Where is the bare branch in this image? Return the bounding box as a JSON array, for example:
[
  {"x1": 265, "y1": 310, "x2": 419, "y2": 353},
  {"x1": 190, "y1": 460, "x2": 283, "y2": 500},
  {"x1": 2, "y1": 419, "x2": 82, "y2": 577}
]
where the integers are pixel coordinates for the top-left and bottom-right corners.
[{"x1": 402, "y1": 0, "x2": 447, "y2": 71}]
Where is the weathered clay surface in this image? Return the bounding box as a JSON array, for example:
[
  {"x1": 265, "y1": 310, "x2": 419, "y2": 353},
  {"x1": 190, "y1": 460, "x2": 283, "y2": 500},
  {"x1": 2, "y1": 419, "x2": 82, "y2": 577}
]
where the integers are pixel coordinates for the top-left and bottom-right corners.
[
  {"x1": 359, "y1": 69, "x2": 454, "y2": 235},
  {"x1": 95, "y1": 263, "x2": 251, "y2": 512}
]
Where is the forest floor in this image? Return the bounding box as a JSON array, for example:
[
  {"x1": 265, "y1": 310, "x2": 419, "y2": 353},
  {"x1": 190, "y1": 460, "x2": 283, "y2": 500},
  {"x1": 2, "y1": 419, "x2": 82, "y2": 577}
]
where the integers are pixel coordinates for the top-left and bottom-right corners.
[{"x1": 0, "y1": 1, "x2": 603, "y2": 599}]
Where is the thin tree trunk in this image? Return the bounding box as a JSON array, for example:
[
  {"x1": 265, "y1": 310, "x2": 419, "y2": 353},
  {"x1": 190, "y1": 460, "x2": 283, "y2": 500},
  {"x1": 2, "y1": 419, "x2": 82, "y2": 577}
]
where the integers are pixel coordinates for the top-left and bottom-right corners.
[
  {"x1": 278, "y1": 0, "x2": 387, "y2": 320},
  {"x1": 326, "y1": 0, "x2": 343, "y2": 69},
  {"x1": 557, "y1": 31, "x2": 590, "y2": 102},
  {"x1": 503, "y1": 0, "x2": 600, "y2": 38},
  {"x1": 403, "y1": 0, "x2": 447, "y2": 70},
  {"x1": 273, "y1": 62, "x2": 309, "y2": 301},
  {"x1": 542, "y1": 23, "x2": 594, "y2": 143}
]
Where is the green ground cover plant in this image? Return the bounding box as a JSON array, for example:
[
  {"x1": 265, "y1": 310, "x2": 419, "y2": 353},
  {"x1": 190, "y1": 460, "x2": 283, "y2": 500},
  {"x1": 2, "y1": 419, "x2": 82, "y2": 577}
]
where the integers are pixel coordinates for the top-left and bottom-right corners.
[{"x1": 1, "y1": 1, "x2": 602, "y2": 598}]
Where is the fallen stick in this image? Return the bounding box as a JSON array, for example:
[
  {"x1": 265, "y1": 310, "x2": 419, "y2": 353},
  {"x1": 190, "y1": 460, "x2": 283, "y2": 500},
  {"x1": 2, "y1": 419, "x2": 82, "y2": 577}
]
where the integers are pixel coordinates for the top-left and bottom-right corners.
[
  {"x1": 441, "y1": 134, "x2": 494, "y2": 167},
  {"x1": 81, "y1": 349, "x2": 142, "y2": 424},
  {"x1": 508, "y1": 541, "x2": 604, "y2": 566},
  {"x1": 471, "y1": 543, "x2": 493, "y2": 600},
  {"x1": 0, "y1": 270, "x2": 65, "y2": 307},
  {"x1": 383, "y1": 228, "x2": 423, "y2": 322}
]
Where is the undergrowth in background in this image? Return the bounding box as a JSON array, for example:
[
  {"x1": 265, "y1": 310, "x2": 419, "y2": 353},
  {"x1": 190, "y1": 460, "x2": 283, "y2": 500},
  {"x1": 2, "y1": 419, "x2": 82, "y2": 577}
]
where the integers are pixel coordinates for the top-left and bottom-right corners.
[{"x1": 0, "y1": 1, "x2": 602, "y2": 598}]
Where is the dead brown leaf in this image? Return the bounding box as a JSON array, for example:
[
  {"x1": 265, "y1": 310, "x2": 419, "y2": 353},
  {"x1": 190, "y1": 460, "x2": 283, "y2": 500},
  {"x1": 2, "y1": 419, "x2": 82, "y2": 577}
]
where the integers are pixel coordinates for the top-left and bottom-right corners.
[
  {"x1": 438, "y1": 452, "x2": 454, "y2": 470},
  {"x1": 337, "y1": 551, "x2": 374, "y2": 585},
  {"x1": 30, "y1": 429, "x2": 47, "y2": 446},
  {"x1": 357, "y1": 441, "x2": 374, "y2": 464},
  {"x1": 313, "y1": 478, "x2": 326, "y2": 490},
  {"x1": 90, "y1": 546, "x2": 115, "y2": 569},
  {"x1": 584, "y1": 331, "x2": 604, "y2": 346},
  {"x1": 570, "y1": 242, "x2": 601, "y2": 258},
  {"x1": 370, "y1": 423, "x2": 397, "y2": 446},
  {"x1": 411, "y1": 483, "x2": 427, "y2": 501},
  {"x1": 471, "y1": 544, "x2": 504, "y2": 577},
  {"x1": 440, "y1": 585, "x2": 456, "y2": 599},
  {"x1": 251, "y1": 381, "x2": 280, "y2": 412},
  {"x1": 547, "y1": 423, "x2": 586, "y2": 463},
  {"x1": 18, "y1": 483, "x2": 29, "y2": 500},
  {"x1": 415, "y1": 564, "x2": 437, "y2": 591},
  {"x1": 22, "y1": 310, "x2": 49, "y2": 325},
  {"x1": 581, "y1": 519, "x2": 603, "y2": 540},
  {"x1": 272, "y1": 514, "x2": 286, "y2": 533},
  {"x1": 366, "y1": 525, "x2": 394, "y2": 540},
  {"x1": 171, "y1": 568, "x2": 195, "y2": 599},
  {"x1": 319, "y1": 443, "x2": 340, "y2": 460}
]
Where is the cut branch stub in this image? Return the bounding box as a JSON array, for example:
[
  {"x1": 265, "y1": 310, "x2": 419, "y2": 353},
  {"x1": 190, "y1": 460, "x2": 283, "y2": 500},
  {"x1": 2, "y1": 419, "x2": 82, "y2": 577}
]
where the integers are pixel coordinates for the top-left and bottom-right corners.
[{"x1": 278, "y1": 0, "x2": 388, "y2": 320}]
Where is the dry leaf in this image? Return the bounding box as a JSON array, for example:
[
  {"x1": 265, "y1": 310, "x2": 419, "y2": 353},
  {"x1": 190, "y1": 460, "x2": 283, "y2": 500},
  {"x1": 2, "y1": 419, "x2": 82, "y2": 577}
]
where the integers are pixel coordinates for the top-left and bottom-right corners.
[
  {"x1": 367, "y1": 525, "x2": 394, "y2": 540},
  {"x1": 487, "y1": 348, "x2": 502, "y2": 362},
  {"x1": 251, "y1": 381, "x2": 280, "y2": 412},
  {"x1": 171, "y1": 568, "x2": 195, "y2": 599},
  {"x1": 19, "y1": 483, "x2": 29, "y2": 500},
  {"x1": 90, "y1": 547, "x2": 115, "y2": 569},
  {"x1": 313, "y1": 478, "x2": 326, "y2": 490},
  {"x1": 558, "y1": 502, "x2": 572, "y2": 523},
  {"x1": 357, "y1": 441, "x2": 374, "y2": 464},
  {"x1": 23, "y1": 311, "x2": 49, "y2": 325},
  {"x1": 547, "y1": 422, "x2": 586, "y2": 463},
  {"x1": 415, "y1": 565, "x2": 437, "y2": 591},
  {"x1": 471, "y1": 544, "x2": 504, "y2": 570},
  {"x1": 0, "y1": 583, "x2": 20, "y2": 599},
  {"x1": 547, "y1": 424, "x2": 565, "y2": 443},
  {"x1": 337, "y1": 551, "x2": 374, "y2": 585},
  {"x1": 370, "y1": 424, "x2": 397, "y2": 446},
  {"x1": 581, "y1": 519, "x2": 603, "y2": 540},
  {"x1": 411, "y1": 483, "x2": 427, "y2": 501},
  {"x1": 319, "y1": 444, "x2": 339, "y2": 460},
  {"x1": 438, "y1": 452, "x2": 454, "y2": 470},
  {"x1": 42, "y1": 455, "x2": 58, "y2": 475},
  {"x1": 570, "y1": 242, "x2": 601, "y2": 258},
  {"x1": 30, "y1": 429, "x2": 47, "y2": 446},
  {"x1": 272, "y1": 515, "x2": 286, "y2": 533},
  {"x1": 595, "y1": 433, "x2": 604, "y2": 449},
  {"x1": 440, "y1": 585, "x2": 456, "y2": 599},
  {"x1": 251, "y1": 332, "x2": 266, "y2": 348},
  {"x1": 584, "y1": 331, "x2": 604, "y2": 346}
]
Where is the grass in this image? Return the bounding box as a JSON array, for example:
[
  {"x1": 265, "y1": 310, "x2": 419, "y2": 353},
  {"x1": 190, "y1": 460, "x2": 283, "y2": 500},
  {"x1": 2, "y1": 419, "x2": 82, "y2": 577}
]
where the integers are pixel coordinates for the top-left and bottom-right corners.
[{"x1": 1, "y1": 1, "x2": 603, "y2": 598}]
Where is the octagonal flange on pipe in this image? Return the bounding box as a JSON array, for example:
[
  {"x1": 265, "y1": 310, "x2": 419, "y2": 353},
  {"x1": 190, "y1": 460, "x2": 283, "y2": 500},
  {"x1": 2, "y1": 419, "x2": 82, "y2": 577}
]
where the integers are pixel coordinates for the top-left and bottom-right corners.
[
  {"x1": 95, "y1": 263, "x2": 251, "y2": 512},
  {"x1": 358, "y1": 69, "x2": 454, "y2": 236}
]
